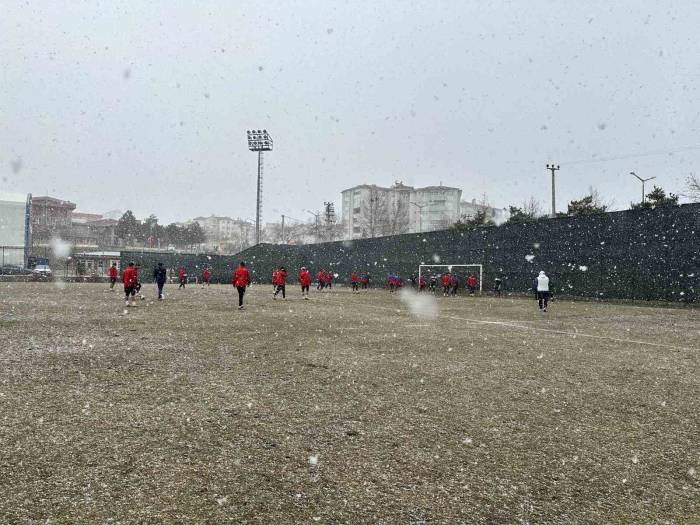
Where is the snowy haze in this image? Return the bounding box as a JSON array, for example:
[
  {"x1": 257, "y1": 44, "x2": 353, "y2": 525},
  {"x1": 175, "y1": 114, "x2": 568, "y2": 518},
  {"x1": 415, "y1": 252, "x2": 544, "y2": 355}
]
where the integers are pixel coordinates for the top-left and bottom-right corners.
[{"x1": 2, "y1": 1, "x2": 700, "y2": 223}]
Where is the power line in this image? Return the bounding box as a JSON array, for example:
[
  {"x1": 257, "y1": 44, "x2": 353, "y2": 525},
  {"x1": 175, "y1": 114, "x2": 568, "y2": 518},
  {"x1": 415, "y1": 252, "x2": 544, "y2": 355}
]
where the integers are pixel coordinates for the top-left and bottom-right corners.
[{"x1": 564, "y1": 144, "x2": 700, "y2": 166}]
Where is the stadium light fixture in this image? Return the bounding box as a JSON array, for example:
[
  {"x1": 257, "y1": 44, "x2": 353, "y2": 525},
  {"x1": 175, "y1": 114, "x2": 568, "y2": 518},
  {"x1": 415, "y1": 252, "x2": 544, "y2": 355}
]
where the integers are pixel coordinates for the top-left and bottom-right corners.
[
  {"x1": 246, "y1": 130, "x2": 273, "y2": 245},
  {"x1": 630, "y1": 171, "x2": 655, "y2": 204}
]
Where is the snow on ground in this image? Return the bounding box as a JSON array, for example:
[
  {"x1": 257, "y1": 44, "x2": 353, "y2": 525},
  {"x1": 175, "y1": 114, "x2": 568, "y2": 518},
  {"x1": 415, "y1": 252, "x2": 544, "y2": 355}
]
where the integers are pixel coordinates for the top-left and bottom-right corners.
[{"x1": 0, "y1": 282, "x2": 698, "y2": 523}]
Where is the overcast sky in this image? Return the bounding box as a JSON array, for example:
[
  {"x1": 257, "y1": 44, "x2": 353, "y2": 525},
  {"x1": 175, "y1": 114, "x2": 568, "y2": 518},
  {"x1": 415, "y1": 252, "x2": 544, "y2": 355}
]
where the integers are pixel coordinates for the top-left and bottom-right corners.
[{"x1": 2, "y1": 1, "x2": 700, "y2": 223}]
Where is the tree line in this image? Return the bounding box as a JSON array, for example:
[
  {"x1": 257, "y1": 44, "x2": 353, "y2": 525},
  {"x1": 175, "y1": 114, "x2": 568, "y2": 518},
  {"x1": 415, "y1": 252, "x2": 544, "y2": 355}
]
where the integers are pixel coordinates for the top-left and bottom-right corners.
[
  {"x1": 115, "y1": 211, "x2": 206, "y2": 248},
  {"x1": 454, "y1": 182, "x2": 686, "y2": 230}
]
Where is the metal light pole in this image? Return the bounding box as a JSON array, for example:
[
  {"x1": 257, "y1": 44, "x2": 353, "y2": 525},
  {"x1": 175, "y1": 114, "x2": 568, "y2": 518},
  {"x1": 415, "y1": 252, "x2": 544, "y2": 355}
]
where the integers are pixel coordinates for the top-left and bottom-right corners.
[
  {"x1": 630, "y1": 172, "x2": 656, "y2": 204},
  {"x1": 546, "y1": 163, "x2": 560, "y2": 218},
  {"x1": 410, "y1": 202, "x2": 427, "y2": 233},
  {"x1": 246, "y1": 130, "x2": 273, "y2": 245},
  {"x1": 307, "y1": 210, "x2": 321, "y2": 243},
  {"x1": 281, "y1": 215, "x2": 302, "y2": 244}
]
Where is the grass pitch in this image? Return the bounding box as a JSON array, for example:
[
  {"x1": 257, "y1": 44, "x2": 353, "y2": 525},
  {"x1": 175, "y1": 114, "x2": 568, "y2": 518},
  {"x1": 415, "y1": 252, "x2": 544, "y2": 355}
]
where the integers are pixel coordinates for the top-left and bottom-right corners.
[{"x1": 0, "y1": 282, "x2": 698, "y2": 523}]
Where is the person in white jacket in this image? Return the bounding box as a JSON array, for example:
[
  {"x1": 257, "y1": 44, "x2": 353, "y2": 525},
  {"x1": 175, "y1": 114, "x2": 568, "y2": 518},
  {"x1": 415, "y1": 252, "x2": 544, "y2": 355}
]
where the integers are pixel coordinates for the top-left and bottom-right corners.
[{"x1": 533, "y1": 270, "x2": 550, "y2": 312}]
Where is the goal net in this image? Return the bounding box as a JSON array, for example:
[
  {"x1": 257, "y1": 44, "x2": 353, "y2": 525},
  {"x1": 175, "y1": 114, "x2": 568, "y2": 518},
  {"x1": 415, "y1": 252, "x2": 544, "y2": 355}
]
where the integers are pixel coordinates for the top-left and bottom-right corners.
[{"x1": 418, "y1": 264, "x2": 483, "y2": 293}]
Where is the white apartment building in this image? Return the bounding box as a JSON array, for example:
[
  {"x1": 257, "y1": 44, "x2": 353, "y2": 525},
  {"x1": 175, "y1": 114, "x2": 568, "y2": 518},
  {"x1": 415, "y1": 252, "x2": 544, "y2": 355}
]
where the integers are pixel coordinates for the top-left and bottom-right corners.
[
  {"x1": 191, "y1": 215, "x2": 253, "y2": 253},
  {"x1": 341, "y1": 182, "x2": 508, "y2": 239},
  {"x1": 410, "y1": 185, "x2": 463, "y2": 233},
  {"x1": 460, "y1": 199, "x2": 509, "y2": 224},
  {"x1": 192, "y1": 215, "x2": 237, "y2": 240},
  {"x1": 341, "y1": 183, "x2": 463, "y2": 239}
]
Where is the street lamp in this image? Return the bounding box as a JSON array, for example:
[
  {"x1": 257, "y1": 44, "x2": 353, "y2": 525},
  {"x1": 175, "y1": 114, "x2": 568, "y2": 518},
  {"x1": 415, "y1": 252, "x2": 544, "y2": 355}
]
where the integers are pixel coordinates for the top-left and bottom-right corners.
[
  {"x1": 546, "y1": 163, "x2": 560, "y2": 218},
  {"x1": 246, "y1": 129, "x2": 273, "y2": 245},
  {"x1": 307, "y1": 210, "x2": 321, "y2": 243},
  {"x1": 630, "y1": 172, "x2": 656, "y2": 205},
  {"x1": 410, "y1": 202, "x2": 427, "y2": 233},
  {"x1": 280, "y1": 214, "x2": 303, "y2": 244}
]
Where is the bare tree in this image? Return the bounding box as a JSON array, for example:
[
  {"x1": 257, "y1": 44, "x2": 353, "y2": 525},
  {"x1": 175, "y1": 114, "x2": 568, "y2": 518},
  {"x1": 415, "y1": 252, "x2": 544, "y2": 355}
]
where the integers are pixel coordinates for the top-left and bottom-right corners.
[
  {"x1": 588, "y1": 186, "x2": 615, "y2": 210},
  {"x1": 522, "y1": 196, "x2": 544, "y2": 218},
  {"x1": 385, "y1": 196, "x2": 410, "y2": 236},
  {"x1": 358, "y1": 187, "x2": 390, "y2": 238},
  {"x1": 686, "y1": 173, "x2": 700, "y2": 202}
]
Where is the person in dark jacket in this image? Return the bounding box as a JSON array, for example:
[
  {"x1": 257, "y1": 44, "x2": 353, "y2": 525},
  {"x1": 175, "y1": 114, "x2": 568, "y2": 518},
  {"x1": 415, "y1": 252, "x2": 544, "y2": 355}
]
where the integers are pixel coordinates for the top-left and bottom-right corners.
[
  {"x1": 153, "y1": 262, "x2": 167, "y2": 300},
  {"x1": 494, "y1": 277, "x2": 503, "y2": 297}
]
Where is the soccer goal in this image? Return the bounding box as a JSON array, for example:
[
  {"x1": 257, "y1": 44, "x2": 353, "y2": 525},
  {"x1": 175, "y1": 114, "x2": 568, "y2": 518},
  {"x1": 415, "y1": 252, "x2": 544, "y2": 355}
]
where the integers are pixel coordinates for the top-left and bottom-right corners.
[{"x1": 418, "y1": 264, "x2": 483, "y2": 293}]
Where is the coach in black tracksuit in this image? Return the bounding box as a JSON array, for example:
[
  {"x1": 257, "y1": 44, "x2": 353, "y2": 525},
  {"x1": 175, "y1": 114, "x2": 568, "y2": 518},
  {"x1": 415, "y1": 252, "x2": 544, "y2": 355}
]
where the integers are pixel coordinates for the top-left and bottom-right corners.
[{"x1": 154, "y1": 262, "x2": 167, "y2": 300}]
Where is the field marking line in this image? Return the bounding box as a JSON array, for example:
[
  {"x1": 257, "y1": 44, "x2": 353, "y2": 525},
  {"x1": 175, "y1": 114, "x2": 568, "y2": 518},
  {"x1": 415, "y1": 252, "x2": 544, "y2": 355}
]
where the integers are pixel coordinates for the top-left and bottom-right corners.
[{"x1": 329, "y1": 297, "x2": 697, "y2": 353}]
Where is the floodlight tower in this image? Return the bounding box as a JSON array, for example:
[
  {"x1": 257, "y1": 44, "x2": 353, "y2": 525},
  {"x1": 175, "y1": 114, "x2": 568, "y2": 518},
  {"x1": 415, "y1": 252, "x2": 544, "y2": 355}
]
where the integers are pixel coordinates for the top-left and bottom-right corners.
[
  {"x1": 247, "y1": 129, "x2": 273, "y2": 245},
  {"x1": 630, "y1": 171, "x2": 655, "y2": 204}
]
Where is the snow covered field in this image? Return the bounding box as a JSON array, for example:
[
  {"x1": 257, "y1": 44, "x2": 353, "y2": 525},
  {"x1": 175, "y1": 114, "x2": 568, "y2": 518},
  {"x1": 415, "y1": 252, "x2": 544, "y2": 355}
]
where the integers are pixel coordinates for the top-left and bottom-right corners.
[{"x1": 1, "y1": 282, "x2": 698, "y2": 523}]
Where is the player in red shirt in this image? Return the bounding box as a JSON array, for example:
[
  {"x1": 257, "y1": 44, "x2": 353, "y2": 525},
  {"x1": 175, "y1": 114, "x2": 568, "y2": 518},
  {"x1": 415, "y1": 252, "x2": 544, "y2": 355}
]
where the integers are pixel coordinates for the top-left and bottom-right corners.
[
  {"x1": 122, "y1": 262, "x2": 138, "y2": 307},
  {"x1": 202, "y1": 267, "x2": 211, "y2": 288},
  {"x1": 298, "y1": 266, "x2": 312, "y2": 299},
  {"x1": 273, "y1": 266, "x2": 287, "y2": 300},
  {"x1": 178, "y1": 267, "x2": 188, "y2": 289},
  {"x1": 272, "y1": 268, "x2": 279, "y2": 293},
  {"x1": 108, "y1": 262, "x2": 118, "y2": 290},
  {"x1": 418, "y1": 274, "x2": 427, "y2": 292},
  {"x1": 466, "y1": 274, "x2": 478, "y2": 295},
  {"x1": 232, "y1": 262, "x2": 251, "y2": 309},
  {"x1": 441, "y1": 272, "x2": 451, "y2": 296},
  {"x1": 350, "y1": 271, "x2": 359, "y2": 293},
  {"x1": 316, "y1": 270, "x2": 326, "y2": 291}
]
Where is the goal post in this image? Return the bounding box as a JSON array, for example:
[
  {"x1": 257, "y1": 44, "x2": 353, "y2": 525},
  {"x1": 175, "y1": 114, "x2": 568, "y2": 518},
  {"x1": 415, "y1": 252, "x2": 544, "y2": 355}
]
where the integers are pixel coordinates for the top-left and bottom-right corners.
[{"x1": 418, "y1": 264, "x2": 483, "y2": 293}]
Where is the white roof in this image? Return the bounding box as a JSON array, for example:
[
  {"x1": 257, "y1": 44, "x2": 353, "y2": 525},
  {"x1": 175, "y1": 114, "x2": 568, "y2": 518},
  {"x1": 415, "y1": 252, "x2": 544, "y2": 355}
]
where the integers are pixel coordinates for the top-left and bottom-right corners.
[
  {"x1": 74, "y1": 251, "x2": 121, "y2": 257},
  {"x1": 0, "y1": 191, "x2": 29, "y2": 204}
]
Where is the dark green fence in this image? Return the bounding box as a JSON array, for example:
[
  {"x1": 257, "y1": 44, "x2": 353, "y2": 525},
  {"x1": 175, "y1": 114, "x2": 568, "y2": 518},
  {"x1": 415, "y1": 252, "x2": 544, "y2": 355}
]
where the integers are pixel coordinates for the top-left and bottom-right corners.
[
  {"x1": 230, "y1": 204, "x2": 699, "y2": 302},
  {"x1": 119, "y1": 251, "x2": 242, "y2": 285}
]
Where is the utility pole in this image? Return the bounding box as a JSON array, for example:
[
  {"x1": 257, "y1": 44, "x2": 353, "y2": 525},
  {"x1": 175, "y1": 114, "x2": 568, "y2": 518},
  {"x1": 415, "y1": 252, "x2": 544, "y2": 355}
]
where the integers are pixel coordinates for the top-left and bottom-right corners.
[
  {"x1": 280, "y1": 214, "x2": 285, "y2": 244},
  {"x1": 546, "y1": 163, "x2": 560, "y2": 218},
  {"x1": 630, "y1": 172, "x2": 656, "y2": 204},
  {"x1": 410, "y1": 202, "x2": 427, "y2": 233},
  {"x1": 323, "y1": 202, "x2": 335, "y2": 241}
]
